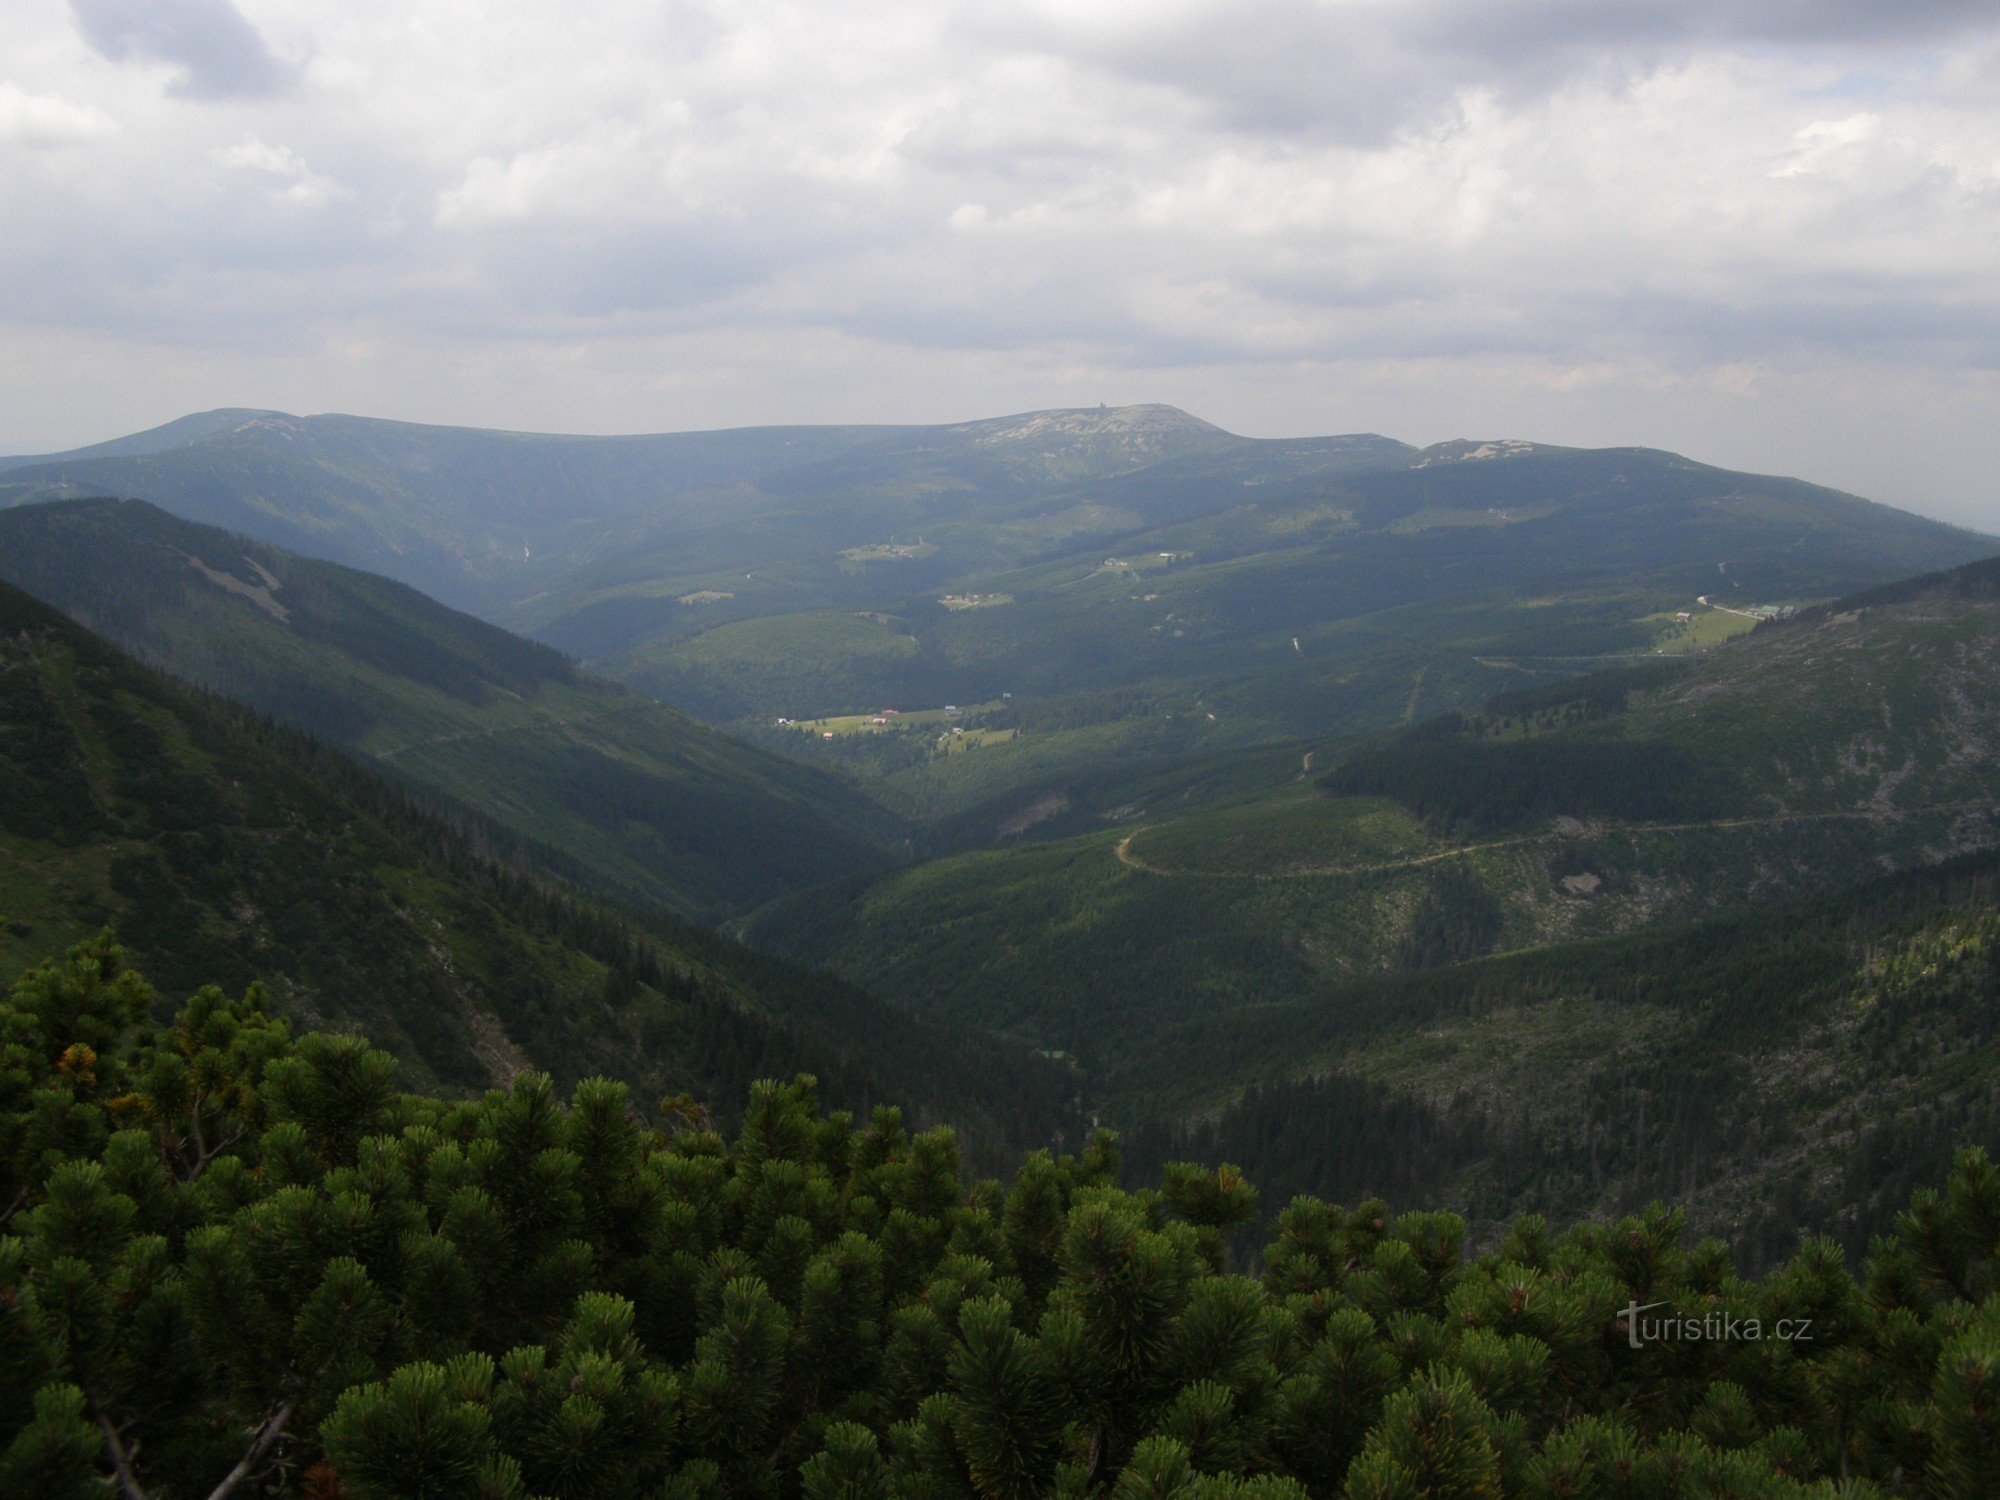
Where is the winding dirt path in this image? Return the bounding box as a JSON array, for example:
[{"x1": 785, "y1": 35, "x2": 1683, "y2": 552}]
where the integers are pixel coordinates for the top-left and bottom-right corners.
[{"x1": 1111, "y1": 799, "x2": 2000, "y2": 883}]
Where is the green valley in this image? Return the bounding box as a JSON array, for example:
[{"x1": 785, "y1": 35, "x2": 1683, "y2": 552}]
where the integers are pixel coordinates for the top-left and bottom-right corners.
[
  {"x1": 0, "y1": 500, "x2": 898, "y2": 923},
  {"x1": 747, "y1": 557, "x2": 2000, "y2": 1251},
  {"x1": 8, "y1": 407, "x2": 2000, "y2": 1265},
  {"x1": 7, "y1": 407, "x2": 2000, "y2": 1497},
  {"x1": 20, "y1": 6, "x2": 2000, "y2": 1489},
  {"x1": 4, "y1": 407, "x2": 1987, "y2": 839},
  {"x1": 758, "y1": 557, "x2": 2000, "y2": 1024},
  {"x1": 0, "y1": 576, "x2": 1075, "y2": 1154}
]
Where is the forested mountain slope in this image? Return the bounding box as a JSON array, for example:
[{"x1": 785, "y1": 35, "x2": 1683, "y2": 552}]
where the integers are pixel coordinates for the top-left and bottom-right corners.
[
  {"x1": 5, "y1": 932, "x2": 2000, "y2": 1498},
  {"x1": 0, "y1": 406, "x2": 1233, "y2": 615},
  {"x1": 611, "y1": 433, "x2": 1983, "y2": 722},
  {"x1": 752, "y1": 558, "x2": 2000, "y2": 1253},
  {"x1": 0, "y1": 499, "x2": 898, "y2": 923},
  {"x1": 0, "y1": 578, "x2": 1075, "y2": 1151},
  {"x1": 754, "y1": 557, "x2": 2000, "y2": 1052},
  {"x1": 1132, "y1": 847, "x2": 2000, "y2": 1269},
  {"x1": 0, "y1": 408, "x2": 273, "y2": 469},
  {"x1": 0, "y1": 409, "x2": 925, "y2": 612},
  {"x1": 4, "y1": 407, "x2": 1984, "y2": 839}
]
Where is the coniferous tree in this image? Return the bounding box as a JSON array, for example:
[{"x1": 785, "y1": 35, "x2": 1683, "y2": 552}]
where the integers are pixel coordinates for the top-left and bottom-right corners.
[{"x1": 4, "y1": 936, "x2": 2000, "y2": 1496}]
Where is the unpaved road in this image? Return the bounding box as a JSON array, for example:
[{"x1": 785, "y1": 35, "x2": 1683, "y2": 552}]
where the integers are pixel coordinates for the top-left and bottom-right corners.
[{"x1": 1112, "y1": 800, "x2": 2000, "y2": 882}]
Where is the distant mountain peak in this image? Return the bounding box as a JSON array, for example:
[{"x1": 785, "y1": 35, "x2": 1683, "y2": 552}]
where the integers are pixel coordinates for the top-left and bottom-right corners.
[
  {"x1": 226, "y1": 412, "x2": 308, "y2": 436},
  {"x1": 953, "y1": 403, "x2": 1228, "y2": 446},
  {"x1": 1409, "y1": 438, "x2": 1542, "y2": 467},
  {"x1": 0, "y1": 407, "x2": 291, "y2": 472}
]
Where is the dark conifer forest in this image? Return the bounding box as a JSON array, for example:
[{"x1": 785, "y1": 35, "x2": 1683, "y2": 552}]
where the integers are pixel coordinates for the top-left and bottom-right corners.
[{"x1": 5, "y1": 938, "x2": 2000, "y2": 1498}]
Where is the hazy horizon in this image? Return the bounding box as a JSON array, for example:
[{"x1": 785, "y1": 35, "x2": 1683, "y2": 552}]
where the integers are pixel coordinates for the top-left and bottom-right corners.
[
  {"x1": 6, "y1": 398, "x2": 1995, "y2": 539},
  {"x1": 5, "y1": 0, "x2": 2000, "y2": 528}
]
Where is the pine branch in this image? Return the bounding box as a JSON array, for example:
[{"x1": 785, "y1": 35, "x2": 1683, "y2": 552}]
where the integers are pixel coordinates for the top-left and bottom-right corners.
[
  {"x1": 169, "y1": 1098, "x2": 247, "y2": 1183},
  {"x1": 96, "y1": 1411, "x2": 152, "y2": 1500},
  {"x1": 203, "y1": 1398, "x2": 297, "y2": 1500},
  {"x1": 182, "y1": 1122, "x2": 248, "y2": 1183}
]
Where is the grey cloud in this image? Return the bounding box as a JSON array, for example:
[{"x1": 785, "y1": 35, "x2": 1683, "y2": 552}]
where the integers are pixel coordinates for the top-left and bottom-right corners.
[
  {"x1": 502, "y1": 231, "x2": 789, "y2": 323},
  {"x1": 431, "y1": 198, "x2": 889, "y2": 328},
  {"x1": 7, "y1": 0, "x2": 2000, "y2": 522},
  {"x1": 72, "y1": 0, "x2": 297, "y2": 99},
  {"x1": 1620, "y1": 288, "x2": 2000, "y2": 365},
  {"x1": 985, "y1": 0, "x2": 2000, "y2": 143},
  {"x1": 823, "y1": 225, "x2": 2000, "y2": 377},
  {"x1": 1403, "y1": 0, "x2": 1998, "y2": 57}
]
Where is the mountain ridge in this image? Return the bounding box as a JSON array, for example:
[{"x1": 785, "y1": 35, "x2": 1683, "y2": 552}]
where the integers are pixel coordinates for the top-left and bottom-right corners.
[
  {"x1": 0, "y1": 571, "x2": 1076, "y2": 1154},
  {"x1": 0, "y1": 407, "x2": 285, "y2": 471},
  {"x1": 0, "y1": 498, "x2": 903, "y2": 923},
  {"x1": 748, "y1": 551, "x2": 2000, "y2": 1113},
  {"x1": 3, "y1": 405, "x2": 1988, "y2": 847}
]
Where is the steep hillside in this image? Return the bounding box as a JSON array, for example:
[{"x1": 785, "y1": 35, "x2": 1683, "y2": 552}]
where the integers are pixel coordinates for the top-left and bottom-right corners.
[
  {"x1": 6, "y1": 406, "x2": 1986, "y2": 834},
  {"x1": 617, "y1": 436, "x2": 1983, "y2": 711},
  {"x1": 0, "y1": 405, "x2": 1231, "y2": 616},
  {"x1": 1129, "y1": 848, "x2": 2000, "y2": 1268},
  {"x1": 0, "y1": 409, "x2": 908, "y2": 612},
  {"x1": 0, "y1": 578, "x2": 1076, "y2": 1152},
  {"x1": 0, "y1": 499, "x2": 899, "y2": 923},
  {"x1": 551, "y1": 432, "x2": 1988, "y2": 840},
  {"x1": 0, "y1": 408, "x2": 277, "y2": 468},
  {"x1": 752, "y1": 557, "x2": 2000, "y2": 1197}
]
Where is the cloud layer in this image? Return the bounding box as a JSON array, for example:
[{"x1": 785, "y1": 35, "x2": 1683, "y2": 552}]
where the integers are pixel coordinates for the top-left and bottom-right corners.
[
  {"x1": 3, "y1": 0, "x2": 1999, "y2": 524},
  {"x1": 71, "y1": 0, "x2": 297, "y2": 98}
]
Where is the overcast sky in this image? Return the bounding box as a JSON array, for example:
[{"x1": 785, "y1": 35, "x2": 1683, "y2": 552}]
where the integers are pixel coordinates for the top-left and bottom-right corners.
[{"x1": 4, "y1": 1, "x2": 1998, "y2": 526}]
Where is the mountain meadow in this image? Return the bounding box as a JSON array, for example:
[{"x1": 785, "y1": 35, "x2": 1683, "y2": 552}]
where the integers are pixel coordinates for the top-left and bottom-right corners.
[{"x1": 3, "y1": 406, "x2": 2000, "y2": 1496}]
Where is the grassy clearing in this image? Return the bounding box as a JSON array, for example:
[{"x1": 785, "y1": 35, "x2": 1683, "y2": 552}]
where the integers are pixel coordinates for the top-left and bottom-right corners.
[
  {"x1": 615, "y1": 609, "x2": 930, "y2": 721},
  {"x1": 1645, "y1": 605, "x2": 1761, "y2": 654},
  {"x1": 1387, "y1": 503, "x2": 1556, "y2": 533},
  {"x1": 1093, "y1": 551, "x2": 1191, "y2": 576},
  {"x1": 784, "y1": 702, "x2": 1019, "y2": 761},
  {"x1": 787, "y1": 699, "x2": 1010, "y2": 737},
  {"x1": 840, "y1": 541, "x2": 936, "y2": 562},
  {"x1": 936, "y1": 726, "x2": 1016, "y2": 754}
]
